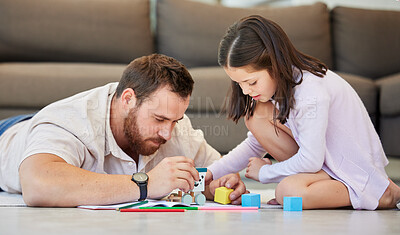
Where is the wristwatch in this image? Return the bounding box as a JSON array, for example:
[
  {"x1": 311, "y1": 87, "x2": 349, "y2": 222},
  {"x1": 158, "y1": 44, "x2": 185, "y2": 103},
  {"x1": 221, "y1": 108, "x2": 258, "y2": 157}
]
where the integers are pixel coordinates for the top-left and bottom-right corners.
[{"x1": 131, "y1": 172, "x2": 148, "y2": 201}]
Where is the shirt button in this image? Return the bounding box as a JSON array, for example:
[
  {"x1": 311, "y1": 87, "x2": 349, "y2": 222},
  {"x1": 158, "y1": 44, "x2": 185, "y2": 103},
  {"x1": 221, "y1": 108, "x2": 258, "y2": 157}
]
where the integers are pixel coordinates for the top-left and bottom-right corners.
[{"x1": 128, "y1": 162, "x2": 134, "y2": 166}]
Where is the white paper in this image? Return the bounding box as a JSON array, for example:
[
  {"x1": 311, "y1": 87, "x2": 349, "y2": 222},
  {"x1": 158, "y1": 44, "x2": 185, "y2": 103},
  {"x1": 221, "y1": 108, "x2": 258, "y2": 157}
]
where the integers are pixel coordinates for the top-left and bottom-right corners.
[
  {"x1": 78, "y1": 199, "x2": 249, "y2": 210},
  {"x1": 0, "y1": 192, "x2": 26, "y2": 207}
]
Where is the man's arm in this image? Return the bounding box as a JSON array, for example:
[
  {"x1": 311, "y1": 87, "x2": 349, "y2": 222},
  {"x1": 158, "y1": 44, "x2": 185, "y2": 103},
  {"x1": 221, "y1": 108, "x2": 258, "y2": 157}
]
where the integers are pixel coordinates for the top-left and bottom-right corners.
[{"x1": 19, "y1": 154, "x2": 199, "y2": 207}]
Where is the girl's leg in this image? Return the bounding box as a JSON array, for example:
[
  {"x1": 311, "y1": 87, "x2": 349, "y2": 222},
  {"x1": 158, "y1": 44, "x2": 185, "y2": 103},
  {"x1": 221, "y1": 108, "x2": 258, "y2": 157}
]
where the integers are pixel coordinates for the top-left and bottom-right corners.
[
  {"x1": 248, "y1": 102, "x2": 400, "y2": 210},
  {"x1": 275, "y1": 170, "x2": 352, "y2": 209},
  {"x1": 245, "y1": 101, "x2": 298, "y2": 162}
]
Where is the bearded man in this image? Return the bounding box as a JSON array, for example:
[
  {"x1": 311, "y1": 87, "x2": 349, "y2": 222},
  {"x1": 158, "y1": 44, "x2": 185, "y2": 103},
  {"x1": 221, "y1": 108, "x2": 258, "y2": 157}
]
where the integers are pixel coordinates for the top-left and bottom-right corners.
[{"x1": 0, "y1": 54, "x2": 245, "y2": 207}]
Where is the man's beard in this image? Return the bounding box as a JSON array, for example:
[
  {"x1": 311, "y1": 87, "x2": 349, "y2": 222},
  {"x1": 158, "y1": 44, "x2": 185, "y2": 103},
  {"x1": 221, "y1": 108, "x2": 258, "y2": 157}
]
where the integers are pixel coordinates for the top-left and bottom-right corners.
[{"x1": 123, "y1": 108, "x2": 167, "y2": 156}]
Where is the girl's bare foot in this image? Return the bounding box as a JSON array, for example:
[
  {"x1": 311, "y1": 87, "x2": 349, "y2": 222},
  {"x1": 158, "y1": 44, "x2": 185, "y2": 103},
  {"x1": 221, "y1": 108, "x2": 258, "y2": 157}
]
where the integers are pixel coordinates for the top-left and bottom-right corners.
[
  {"x1": 267, "y1": 198, "x2": 280, "y2": 205},
  {"x1": 378, "y1": 178, "x2": 400, "y2": 209}
]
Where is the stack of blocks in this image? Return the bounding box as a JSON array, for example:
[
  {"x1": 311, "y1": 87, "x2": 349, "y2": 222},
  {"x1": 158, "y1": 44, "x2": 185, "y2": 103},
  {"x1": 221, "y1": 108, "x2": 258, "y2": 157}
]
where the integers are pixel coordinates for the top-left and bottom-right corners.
[
  {"x1": 241, "y1": 193, "x2": 261, "y2": 208},
  {"x1": 283, "y1": 197, "x2": 303, "y2": 211},
  {"x1": 214, "y1": 187, "x2": 234, "y2": 205}
]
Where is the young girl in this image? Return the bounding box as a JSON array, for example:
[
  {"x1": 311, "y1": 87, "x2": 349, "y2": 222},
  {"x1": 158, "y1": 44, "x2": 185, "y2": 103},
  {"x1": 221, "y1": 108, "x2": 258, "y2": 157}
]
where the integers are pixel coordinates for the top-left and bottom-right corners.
[{"x1": 207, "y1": 15, "x2": 400, "y2": 210}]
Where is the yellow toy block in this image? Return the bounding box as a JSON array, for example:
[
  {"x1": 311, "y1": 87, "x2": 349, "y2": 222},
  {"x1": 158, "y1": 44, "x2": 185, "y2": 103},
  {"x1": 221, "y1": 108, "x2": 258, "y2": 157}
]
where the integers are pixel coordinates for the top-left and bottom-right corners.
[{"x1": 214, "y1": 187, "x2": 234, "y2": 205}]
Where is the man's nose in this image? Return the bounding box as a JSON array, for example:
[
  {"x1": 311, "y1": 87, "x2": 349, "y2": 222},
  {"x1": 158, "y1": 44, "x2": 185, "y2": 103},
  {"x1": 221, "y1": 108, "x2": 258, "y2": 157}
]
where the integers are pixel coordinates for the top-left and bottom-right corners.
[{"x1": 158, "y1": 125, "x2": 172, "y2": 141}]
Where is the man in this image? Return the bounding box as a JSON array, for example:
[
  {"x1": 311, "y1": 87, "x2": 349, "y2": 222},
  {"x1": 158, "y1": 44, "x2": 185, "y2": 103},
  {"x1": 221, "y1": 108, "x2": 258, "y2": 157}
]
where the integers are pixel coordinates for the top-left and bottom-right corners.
[{"x1": 0, "y1": 54, "x2": 245, "y2": 207}]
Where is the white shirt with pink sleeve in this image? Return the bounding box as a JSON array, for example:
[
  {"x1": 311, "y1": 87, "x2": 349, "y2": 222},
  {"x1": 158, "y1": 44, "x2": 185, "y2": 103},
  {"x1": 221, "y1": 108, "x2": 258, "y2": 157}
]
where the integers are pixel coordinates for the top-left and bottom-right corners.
[{"x1": 208, "y1": 70, "x2": 389, "y2": 210}]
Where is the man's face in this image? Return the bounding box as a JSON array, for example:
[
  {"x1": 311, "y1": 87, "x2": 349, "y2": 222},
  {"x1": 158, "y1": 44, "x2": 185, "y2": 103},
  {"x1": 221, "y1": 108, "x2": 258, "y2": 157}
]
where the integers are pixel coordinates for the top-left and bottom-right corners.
[{"x1": 123, "y1": 86, "x2": 190, "y2": 156}]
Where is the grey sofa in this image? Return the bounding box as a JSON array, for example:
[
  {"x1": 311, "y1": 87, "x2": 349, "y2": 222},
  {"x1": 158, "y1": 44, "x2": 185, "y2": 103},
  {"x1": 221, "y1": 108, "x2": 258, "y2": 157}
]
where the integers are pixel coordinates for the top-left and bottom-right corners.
[{"x1": 0, "y1": 0, "x2": 399, "y2": 157}]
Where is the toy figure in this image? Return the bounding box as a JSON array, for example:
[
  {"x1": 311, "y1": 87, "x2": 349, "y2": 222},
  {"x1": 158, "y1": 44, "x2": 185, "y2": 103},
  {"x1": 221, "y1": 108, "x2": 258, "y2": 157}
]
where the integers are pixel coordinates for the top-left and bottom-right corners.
[{"x1": 167, "y1": 168, "x2": 207, "y2": 206}]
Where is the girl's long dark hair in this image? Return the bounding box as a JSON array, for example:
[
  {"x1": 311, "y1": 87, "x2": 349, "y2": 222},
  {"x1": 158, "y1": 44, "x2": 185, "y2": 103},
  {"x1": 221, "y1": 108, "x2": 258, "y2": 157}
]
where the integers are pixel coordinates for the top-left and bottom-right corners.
[{"x1": 218, "y1": 15, "x2": 327, "y2": 126}]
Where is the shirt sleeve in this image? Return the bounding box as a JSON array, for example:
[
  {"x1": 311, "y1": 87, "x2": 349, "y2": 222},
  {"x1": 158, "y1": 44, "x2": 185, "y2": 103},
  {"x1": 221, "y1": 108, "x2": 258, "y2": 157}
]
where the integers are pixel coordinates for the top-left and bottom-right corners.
[
  {"x1": 208, "y1": 131, "x2": 266, "y2": 180},
  {"x1": 193, "y1": 138, "x2": 221, "y2": 168},
  {"x1": 22, "y1": 123, "x2": 87, "y2": 167},
  {"x1": 258, "y1": 83, "x2": 330, "y2": 183}
]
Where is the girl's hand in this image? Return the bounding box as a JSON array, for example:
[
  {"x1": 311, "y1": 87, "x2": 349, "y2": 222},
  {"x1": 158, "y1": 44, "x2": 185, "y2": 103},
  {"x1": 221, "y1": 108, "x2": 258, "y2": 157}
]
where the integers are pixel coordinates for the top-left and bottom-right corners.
[
  {"x1": 208, "y1": 173, "x2": 247, "y2": 205},
  {"x1": 245, "y1": 157, "x2": 272, "y2": 181}
]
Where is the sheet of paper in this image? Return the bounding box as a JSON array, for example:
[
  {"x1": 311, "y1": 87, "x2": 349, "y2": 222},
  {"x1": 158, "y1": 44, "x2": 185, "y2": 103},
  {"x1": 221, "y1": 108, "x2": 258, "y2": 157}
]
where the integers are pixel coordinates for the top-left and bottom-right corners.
[
  {"x1": 0, "y1": 192, "x2": 26, "y2": 207},
  {"x1": 78, "y1": 199, "x2": 249, "y2": 210},
  {"x1": 78, "y1": 199, "x2": 190, "y2": 210}
]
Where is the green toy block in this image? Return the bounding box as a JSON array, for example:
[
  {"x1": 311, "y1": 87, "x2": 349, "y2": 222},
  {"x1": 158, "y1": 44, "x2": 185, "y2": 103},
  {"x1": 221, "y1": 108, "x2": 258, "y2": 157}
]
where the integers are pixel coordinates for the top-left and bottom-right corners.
[{"x1": 214, "y1": 187, "x2": 234, "y2": 205}]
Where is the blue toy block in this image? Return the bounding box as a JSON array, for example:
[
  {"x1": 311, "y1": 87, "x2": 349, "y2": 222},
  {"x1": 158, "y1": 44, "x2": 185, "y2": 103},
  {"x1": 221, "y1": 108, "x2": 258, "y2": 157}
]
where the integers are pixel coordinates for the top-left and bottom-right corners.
[
  {"x1": 241, "y1": 193, "x2": 261, "y2": 208},
  {"x1": 283, "y1": 197, "x2": 302, "y2": 211}
]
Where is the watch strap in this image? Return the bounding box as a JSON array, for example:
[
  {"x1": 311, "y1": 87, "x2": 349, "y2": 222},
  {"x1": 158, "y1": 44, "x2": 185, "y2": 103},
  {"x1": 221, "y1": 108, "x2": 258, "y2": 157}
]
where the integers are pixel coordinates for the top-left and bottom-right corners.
[{"x1": 137, "y1": 183, "x2": 147, "y2": 201}]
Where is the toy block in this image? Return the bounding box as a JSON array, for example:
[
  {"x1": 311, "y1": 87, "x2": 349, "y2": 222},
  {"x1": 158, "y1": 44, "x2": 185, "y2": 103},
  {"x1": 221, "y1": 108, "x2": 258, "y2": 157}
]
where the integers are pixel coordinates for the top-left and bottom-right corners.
[
  {"x1": 214, "y1": 187, "x2": 234, "y2": 205},
  {"x1": 241, "y1": 193, "x2": 261, "y2": 208},
  {"x1": 283, "y1": 197, "x2": 302, "y2": 211}
]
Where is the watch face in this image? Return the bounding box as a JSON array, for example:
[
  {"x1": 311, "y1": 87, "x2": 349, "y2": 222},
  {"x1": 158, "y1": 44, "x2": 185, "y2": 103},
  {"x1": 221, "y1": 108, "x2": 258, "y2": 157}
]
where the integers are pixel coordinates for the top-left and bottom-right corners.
[{"x1": 133, "y1": 172, "x2": 148, "y2": 183}]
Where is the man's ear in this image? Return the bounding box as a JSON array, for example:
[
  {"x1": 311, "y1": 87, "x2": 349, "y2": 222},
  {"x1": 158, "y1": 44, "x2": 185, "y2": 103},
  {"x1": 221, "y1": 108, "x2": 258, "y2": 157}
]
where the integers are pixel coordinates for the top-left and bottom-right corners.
[{"x1": 120, "y1": 88, "x2": 137, "y2": 110}]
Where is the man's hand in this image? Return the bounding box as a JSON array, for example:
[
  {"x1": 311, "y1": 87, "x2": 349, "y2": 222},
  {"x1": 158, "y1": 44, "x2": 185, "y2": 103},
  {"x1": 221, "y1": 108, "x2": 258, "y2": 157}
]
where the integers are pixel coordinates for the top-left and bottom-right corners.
[
  {"x1": 147, "y1": 156, "x2": 199, "y2": 199},
  {"x1": 245, "y1": 157, "x2": 272, "y2": 181},
  {"x1": 208, "y1": 173, "x2": 247, "y2": 205}
]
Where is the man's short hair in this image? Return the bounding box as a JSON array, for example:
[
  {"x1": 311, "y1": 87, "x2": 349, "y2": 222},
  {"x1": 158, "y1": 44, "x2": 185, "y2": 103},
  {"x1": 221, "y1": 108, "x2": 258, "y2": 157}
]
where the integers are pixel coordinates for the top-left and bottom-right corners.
[{"x1": 116, "y1": 54, "x2": 194, "y2": 106}]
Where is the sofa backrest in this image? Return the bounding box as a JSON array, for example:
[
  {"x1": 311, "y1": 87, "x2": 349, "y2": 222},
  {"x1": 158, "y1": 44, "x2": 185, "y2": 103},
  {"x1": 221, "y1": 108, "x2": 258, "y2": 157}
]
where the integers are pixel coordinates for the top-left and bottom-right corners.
[
  {"x1": 0, "y1": 0, "x2": 154, "y2": 64},
  {"x1": 157, "y1": 0, "x2": 332, "y2": 69},
  {"x1": 332, "y1": 7, "x2": 400, "y2": 79}
]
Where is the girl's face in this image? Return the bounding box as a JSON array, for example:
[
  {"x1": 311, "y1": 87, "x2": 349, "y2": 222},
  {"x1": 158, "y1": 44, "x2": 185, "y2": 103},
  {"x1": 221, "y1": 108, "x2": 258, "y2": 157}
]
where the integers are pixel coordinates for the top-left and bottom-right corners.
[{"x1": 224, "y1": 66, "x2": 277, "y2": 102}]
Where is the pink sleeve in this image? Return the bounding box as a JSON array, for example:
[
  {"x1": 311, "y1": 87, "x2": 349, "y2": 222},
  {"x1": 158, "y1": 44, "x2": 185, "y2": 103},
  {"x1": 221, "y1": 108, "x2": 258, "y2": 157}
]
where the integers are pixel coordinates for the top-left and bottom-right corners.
[
  {"x1": 208, "y1": 131, "x2": 266, "y2": 180},
  {"x1": 258, "y1": 84, "x2": 330, "y2": 183}
]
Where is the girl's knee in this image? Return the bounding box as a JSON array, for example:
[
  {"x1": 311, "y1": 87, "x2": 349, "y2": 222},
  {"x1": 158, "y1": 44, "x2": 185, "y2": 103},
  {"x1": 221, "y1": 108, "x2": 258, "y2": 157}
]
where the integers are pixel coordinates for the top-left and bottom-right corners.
[
  {"x1": 244, "y1": 116, "x2": 255, "y2": 131},
  {"x1": 245, "y1": 101, "x2": 275, "y2": 130},
  {"x1": 275, "y1": 175, "x2": 307, "y2": 204}
]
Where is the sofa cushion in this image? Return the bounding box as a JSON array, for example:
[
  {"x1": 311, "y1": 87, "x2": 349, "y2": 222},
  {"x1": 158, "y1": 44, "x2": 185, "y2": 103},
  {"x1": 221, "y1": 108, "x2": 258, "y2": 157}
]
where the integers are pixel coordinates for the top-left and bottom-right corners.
[
  {"x1": 376, "y1": 73, "x2": 400, "y2": 116},
  {"x1": 380, "y1": 116, "x2": 400, "y2": 157},
  {"x1": 157, "y1": 0, "x2": 332, "y2": 68},
  {"x1": 0, "y1": 63, "x2": 124, "y2": 108},
  {"x1": 0, "y1": 0, "x2": 153, "y2": 63},
  {"x1": 0, "y1": 109, "x2": 41, "y2": 120},
  {"x1": 187, "y1": 66, "x2": 248, "y2": 154},
  {"x1": 188, "y1": 67, "x2": 231, "y2": 112},
  {"x1": 332, "y1": 7, "x2": 400, "y2": 79},
  {"x1": 335, "y1": 72, "x2": 378, "y2": 116},
  {"x1": 186, "y1": 111, "x2": 248, "y2": 154}
]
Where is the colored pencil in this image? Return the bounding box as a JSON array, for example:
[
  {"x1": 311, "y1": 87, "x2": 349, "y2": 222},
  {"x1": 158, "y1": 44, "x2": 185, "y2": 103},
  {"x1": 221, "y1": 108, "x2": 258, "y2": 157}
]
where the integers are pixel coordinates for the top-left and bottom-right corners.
[
  {"x1": 119, "y1": 209, "x2": 185, "y2": 212},
  {"x1": 198, "y1": 207, "x2": 259, "y2": 211},
  {"x1": 116, "y1": 200, "x2": 149, "y2": 211},
  {"x1": 139, "y1": 207, "x2": 198, "y2": 210}
]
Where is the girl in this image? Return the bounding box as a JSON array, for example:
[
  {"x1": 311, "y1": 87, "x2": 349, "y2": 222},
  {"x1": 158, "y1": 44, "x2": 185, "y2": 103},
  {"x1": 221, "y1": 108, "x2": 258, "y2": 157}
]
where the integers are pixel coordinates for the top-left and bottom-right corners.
[{"x1": 207, "y1": 15, "x2": 400, "y2": 210}]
